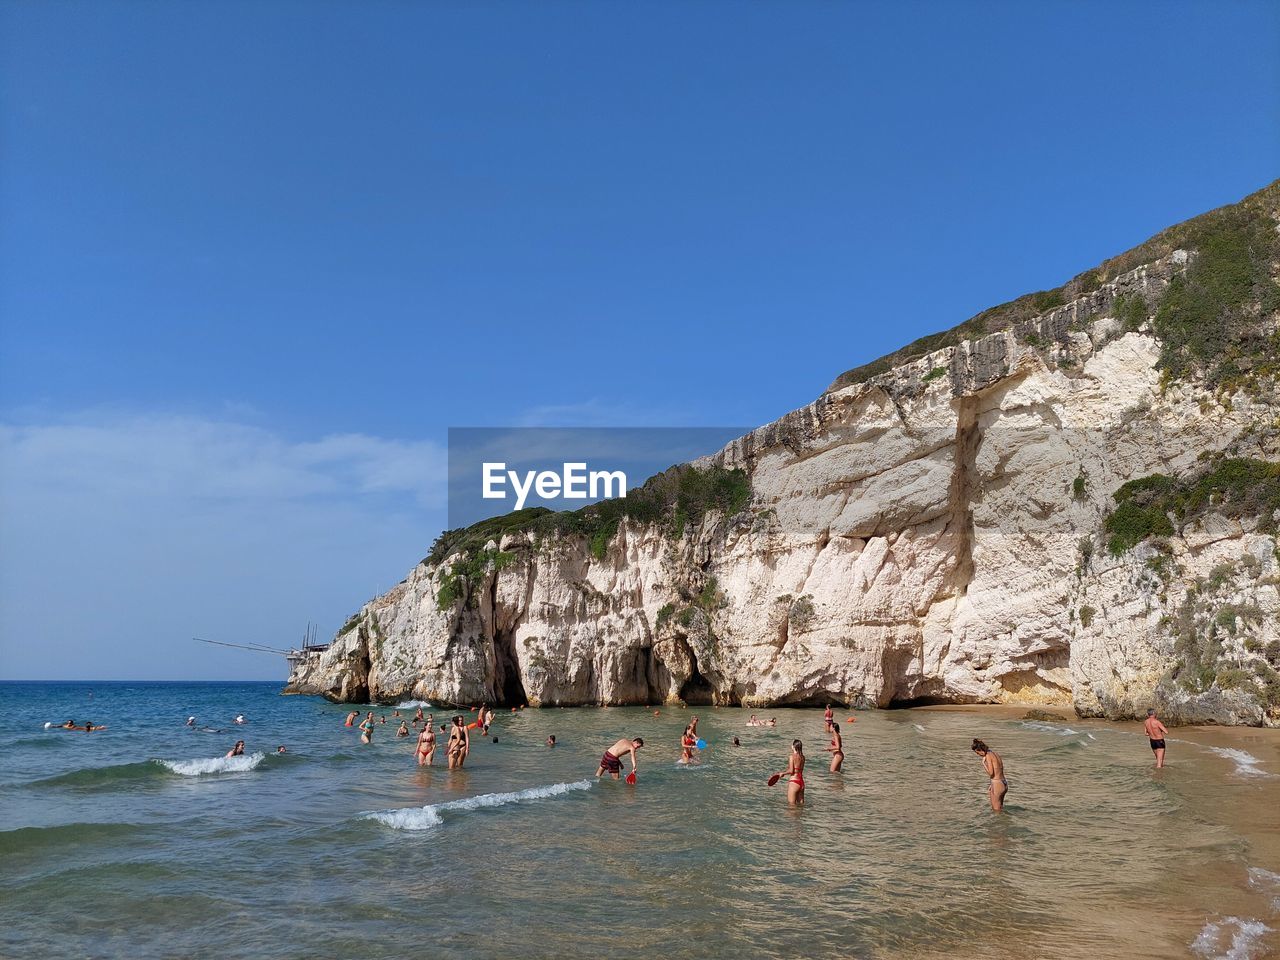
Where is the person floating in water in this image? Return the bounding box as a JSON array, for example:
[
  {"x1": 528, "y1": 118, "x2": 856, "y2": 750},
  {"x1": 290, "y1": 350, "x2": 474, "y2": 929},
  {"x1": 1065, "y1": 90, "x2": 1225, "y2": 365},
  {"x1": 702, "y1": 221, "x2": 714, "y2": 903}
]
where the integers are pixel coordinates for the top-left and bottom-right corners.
[
  {"x1": 826, "y1": 722, "x2": 844, "y2": 772},
  {"x1": 823, "y1": 703, "x2": 834, "y2": 733},
  {"x1": 447, "y1": 716, "x2": 470, "y2": 769},
  {"x1": 971, "y1": 739, "x2": 1007, "y2": 811},
  {"x1": 415, "y1": 722, "x2": 436, "y2": 766},
  {"x1": 234, "y1": 715, "x2": 245, "y2": 725},
  {"x1": 226, "y1": 740, "x2": 245, "y2": 758},
  {"x1": 276, "y1": 745, "x2": 287, "y2": 754},
  {"x1": 186, "y1": 717, "x2": 196, "y2": 728},
  {"x1": 596, "y1": 737, "x2": 643, "y2": 780},
  {"x1": 1144, "y1": 708, "x2": 1168, "y2": 768},
  {"x1": 359, "y1": 712, "x2": 375, "y2": 745},
  {"x1": 546, "y1": 735, "x2": 556, "y2": 747},
  {"x1": 344, "y1": 710, "x2": 359, "y2": 728},
  {"x1": 774, "y1": 739, "x2": 805, "y2": 805}
]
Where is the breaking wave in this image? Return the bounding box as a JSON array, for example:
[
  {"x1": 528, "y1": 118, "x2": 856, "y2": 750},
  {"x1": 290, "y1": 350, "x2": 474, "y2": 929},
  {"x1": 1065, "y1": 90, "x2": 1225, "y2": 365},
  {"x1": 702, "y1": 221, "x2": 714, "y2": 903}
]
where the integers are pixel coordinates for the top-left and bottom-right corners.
[
  {"x1": 1019, "y1": 721, "x2": 1079, "y2": 736},
  {"x1": 159, "y1": 753, "x2": 266, "y2": 776},
  {"x1": 365, "y1": 779, "x2": 593, "y2": 831},
  {"x1": 1192, "y1": 917, "x2": 1271, "y2": 960},
  {"x1": 28, "y1": 753, "x2": 267, "y2": 789},
  {"x1": 394, "y1": 700, "x2": 434, "y2": 709},
  {"x1": 1205, "y1": 747, "x2": 1270, "y2": 778},
  {"x1": 1248, "y1": 866, "x2": 1280, "y2": 911}
]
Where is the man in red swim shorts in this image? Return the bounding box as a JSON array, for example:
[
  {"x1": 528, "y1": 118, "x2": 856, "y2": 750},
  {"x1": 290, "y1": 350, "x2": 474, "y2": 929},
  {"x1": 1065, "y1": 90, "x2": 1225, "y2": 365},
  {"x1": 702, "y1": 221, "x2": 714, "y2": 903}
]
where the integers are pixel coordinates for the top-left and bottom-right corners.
[{"x1": 596, "y1": 737, "x2": 643, "y2": 779}]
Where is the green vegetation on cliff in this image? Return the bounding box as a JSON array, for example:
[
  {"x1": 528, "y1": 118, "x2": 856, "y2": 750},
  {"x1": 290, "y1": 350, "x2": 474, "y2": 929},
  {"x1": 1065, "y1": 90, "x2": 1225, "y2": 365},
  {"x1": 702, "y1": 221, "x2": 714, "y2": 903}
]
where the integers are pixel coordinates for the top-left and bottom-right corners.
[
  {"x1": 1104, "y1": 457, "x2": 1280, "y2": 555},
  {"x1": 426, "y1": 463, "x2": 751, "y2": 573},
  {"x1": 827, "y1": 180, "x2": 1280, "y2": 391}
]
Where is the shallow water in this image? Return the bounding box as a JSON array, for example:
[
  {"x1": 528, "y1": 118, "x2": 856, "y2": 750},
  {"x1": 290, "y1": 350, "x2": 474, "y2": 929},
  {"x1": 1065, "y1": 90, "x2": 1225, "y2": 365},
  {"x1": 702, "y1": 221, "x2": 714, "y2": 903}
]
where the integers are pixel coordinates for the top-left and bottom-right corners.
[{"x1": 2, "y1": 682, "x2": 1279, "y2": 959}]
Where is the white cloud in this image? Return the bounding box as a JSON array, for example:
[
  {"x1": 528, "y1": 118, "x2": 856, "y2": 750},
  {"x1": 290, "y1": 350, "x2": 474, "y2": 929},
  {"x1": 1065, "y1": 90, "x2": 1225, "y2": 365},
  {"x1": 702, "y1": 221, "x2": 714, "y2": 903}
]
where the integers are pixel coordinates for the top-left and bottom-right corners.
[{"x1": 0, "y1": 412, "x2": 447, "y2": 680}]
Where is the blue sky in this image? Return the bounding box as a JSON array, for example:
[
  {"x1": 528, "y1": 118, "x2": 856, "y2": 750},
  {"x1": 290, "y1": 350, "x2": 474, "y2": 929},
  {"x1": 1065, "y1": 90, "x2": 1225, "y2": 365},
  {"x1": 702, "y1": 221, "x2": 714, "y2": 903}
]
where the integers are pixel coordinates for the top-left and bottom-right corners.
[{"x1": 1, "y1": 1, "x2": 1277, "y2": 679}]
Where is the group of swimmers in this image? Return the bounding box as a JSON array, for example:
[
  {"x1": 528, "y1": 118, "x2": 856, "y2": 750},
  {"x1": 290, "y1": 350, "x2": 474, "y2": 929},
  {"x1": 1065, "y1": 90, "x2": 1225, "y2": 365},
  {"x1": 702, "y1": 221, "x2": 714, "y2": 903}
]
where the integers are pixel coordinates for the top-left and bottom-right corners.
[
  {"x1": 319, "y1": 695, "x2": 1177, "y2": 814},
  {"x1": 343, "y1": 704, "x2": 499, "y2": 770},
  {"x1": 597, "y1": 702, "x2": 1174, "y2": 812},
  {"x1": 55, "y1": 720, "x2": 106, "y2": 732},
  {"x1": 225, "y1": 740, "x2": 287, "y2": 758}
]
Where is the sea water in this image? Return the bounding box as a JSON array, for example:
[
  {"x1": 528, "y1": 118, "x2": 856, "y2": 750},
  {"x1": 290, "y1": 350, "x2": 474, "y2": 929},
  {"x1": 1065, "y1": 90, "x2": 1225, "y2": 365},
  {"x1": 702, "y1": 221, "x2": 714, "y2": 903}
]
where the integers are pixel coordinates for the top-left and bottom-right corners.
[{"x1": 2, "y1": 682, "x2": 1279, "y2": 959}]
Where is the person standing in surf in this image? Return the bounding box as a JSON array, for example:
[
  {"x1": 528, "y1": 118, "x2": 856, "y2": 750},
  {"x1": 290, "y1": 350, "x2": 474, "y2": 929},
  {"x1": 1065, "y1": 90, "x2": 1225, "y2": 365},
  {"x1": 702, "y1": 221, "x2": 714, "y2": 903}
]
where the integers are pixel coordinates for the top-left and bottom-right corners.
[
  {"x1": 971, "y1": 739, "x2": 1007, "y2": 811},
  {"x1": 345, "y1": 710, "x2": 359, "y2": 728},
  {"x1": 413, "y1": 706, "x2": 425, "y2": 728},
  {"x1": 359, "y1": 712, "x2": 375, "y2": 745},
  {"x1": 447, "y1": 716, "x2": 470, "y2": 769},
  {"x1": 422, "y1": 721, "x2": 442, "y2": 768},
  {"x1": 823, "y1": 704, "x2": 834, "y2": 733},
  {"x1": 395, "y1": 720, "x2": 410, "y2": 738},
  {"x1": 825, "y1": 721, "x2": 844, "y2": 772},
  {"x1": 1144, "y1": 708, "x2": 1169, "y2": 768},
  {"x1": 596, "y1": 737, "x2": 643, "y2": 780},
  {"x1": 773, "y1": 740, "x2": 805, "y2": 805}
]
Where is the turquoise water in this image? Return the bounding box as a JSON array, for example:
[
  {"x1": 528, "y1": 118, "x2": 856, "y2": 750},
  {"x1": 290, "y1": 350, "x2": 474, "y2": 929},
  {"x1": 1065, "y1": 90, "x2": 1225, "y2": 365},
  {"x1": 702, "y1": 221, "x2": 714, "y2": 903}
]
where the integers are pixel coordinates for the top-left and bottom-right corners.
[{"x1": 2, "y1": 682, "x2": 1279, "y2": 959}]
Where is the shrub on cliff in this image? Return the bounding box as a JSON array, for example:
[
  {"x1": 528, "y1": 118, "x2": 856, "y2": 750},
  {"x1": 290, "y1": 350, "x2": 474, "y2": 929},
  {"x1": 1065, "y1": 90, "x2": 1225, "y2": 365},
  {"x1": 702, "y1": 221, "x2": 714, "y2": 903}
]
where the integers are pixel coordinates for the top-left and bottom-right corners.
[{"x1": 1104, "y1": 457, "x2": 1280, "y2": 555}]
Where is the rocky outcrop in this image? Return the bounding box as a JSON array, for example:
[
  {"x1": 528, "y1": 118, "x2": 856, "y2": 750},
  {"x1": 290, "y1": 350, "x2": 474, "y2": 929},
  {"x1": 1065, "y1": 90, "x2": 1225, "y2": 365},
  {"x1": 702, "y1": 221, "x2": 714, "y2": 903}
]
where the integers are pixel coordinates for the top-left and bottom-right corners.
[{"x1": 287, "y1": 185, "x2": 1280, "y2": 725}]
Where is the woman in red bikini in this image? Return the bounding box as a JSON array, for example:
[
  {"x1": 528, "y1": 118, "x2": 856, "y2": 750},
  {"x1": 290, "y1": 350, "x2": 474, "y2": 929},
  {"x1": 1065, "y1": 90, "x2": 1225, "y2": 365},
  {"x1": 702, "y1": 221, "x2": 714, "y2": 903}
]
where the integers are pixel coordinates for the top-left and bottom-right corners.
[
  {"x1": 774, "y1": 739, "x2": 805, "y2": 805},
  {"x1": 679, "y1": 724, "x2": 698, "y2": 764}
]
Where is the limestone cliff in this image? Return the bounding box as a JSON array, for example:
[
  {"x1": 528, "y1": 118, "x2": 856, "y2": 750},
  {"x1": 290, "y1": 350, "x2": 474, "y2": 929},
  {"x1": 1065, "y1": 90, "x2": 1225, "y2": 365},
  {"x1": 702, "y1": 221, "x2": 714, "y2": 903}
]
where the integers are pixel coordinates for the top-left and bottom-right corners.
[{"x1": 287, "y1": 181, "x2": 1280, "y2": 725}]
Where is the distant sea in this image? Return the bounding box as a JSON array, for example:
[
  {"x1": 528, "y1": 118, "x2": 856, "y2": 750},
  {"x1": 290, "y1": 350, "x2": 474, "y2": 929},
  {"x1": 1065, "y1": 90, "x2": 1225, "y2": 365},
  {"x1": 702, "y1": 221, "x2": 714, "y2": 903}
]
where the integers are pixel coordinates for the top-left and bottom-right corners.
[{"x1": 2, "y1": 681, "x2": 1279, "y2": 959}]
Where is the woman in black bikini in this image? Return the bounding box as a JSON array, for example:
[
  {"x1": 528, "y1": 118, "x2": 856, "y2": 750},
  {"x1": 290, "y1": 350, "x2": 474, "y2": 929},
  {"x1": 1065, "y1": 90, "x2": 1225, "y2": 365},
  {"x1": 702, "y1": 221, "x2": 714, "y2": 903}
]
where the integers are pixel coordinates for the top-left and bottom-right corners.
[{"x1": 971, "y1": 739, "x2": 1007, "y2": 812}]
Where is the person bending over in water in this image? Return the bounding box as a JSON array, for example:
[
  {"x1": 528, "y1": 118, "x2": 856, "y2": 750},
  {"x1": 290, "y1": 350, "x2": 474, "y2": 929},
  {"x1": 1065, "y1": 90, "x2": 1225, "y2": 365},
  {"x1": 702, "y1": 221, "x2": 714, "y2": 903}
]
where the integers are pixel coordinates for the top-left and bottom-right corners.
[
  {"x1": 344, "y1": 710, "x2": 359, "y2": 728},
  {"x1": 447, "y1": 716, "x2": 470, "y2": 769},
  {"x1": 359, "y1": 712, "x2": 375, "y2": 745},
  {"x1": 1143, "y1": 708, "x2": 1168, "y2": 768},
  {"x1": 825, "y1": 722, "x2": 844, "y2": 772},
  {"x1": 416, "y1": 723, "x2": 436, "y2": 766},
  {"x1": 971, "y1": 739, "x2": 1007, "y2": 811},
  {"x1": 774, "y1": 740, "x2": 805, "y2": 805},
  {"x1": 226, "y1": 740, "x2": 245, "y2": 758},
  {"x1": 596, "y1": 737, "x2": 643, "y2": 780}
]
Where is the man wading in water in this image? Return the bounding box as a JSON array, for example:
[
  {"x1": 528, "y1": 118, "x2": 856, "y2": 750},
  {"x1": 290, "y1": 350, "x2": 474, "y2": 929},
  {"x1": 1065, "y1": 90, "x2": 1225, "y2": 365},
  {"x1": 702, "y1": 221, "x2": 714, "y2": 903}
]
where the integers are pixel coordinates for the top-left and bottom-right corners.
[
  {"x1": 971, "y1": 739, "x2": 1007, "y2": 812},
  {"x1": 596, "y1": 737, "x2": 643, "y2": 780},
  {"x1": 1144, "y1": 708, "x2": 1169, "y2": 768}
]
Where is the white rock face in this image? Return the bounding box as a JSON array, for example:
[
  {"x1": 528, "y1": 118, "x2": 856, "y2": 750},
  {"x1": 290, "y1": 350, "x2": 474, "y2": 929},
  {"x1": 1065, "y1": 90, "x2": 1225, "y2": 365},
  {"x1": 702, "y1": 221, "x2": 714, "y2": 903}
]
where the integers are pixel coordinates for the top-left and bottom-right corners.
[{"x1": 287, "y1": 260, "x2": 1280, "y2": 725}]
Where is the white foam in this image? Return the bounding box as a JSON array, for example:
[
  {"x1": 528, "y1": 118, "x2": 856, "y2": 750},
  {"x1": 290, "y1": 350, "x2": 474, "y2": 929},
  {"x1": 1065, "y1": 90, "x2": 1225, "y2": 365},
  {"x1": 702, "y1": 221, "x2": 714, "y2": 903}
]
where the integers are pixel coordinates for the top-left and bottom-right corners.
[
  {"x1": 1020, "y1": 721, "x2": 1079, "y2": 736},
  {"x1": 1206, "y1": 747, "x2": 1270, "y2": 778},
  {"x1": 1247, "y1": 867, "x2": 1280, "y2": 911},
  {"x1": 395, "y1": 700, "x2": 433, "y2": 709},
  {"x1": 365, "y1": 779, "x2": 593, "y2": 831},
  {"x1": 159, "y1": 753, "x2": 265, "y2": 776},
  {"x1": 1192, "y1": 917, "x2": 1271, "y2": 960},
  {"x1": 912, "y1": 724, "x2": 925, "y2": 732}
]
